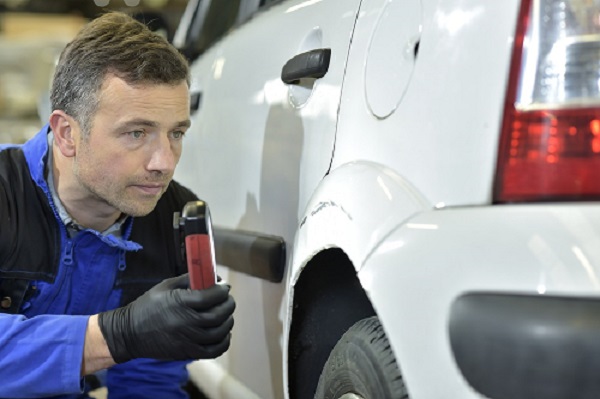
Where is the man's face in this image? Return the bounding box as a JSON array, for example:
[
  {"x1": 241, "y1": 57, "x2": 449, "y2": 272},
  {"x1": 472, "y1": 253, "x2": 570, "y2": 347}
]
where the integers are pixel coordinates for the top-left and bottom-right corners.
[{"x1": 72, "y1": 75, "x2": 190, "y2": 217}]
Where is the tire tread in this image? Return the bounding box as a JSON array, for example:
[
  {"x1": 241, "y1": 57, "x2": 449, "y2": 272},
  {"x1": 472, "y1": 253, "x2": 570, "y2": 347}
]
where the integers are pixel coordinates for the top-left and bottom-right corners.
[{"x1": 314, "y1": 316, "x2": 409, "y2": 399}]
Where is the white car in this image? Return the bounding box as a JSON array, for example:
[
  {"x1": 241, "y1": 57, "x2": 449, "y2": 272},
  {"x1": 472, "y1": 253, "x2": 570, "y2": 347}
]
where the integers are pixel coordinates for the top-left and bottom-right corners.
[{"x1": 173, "y1": 0, "x2": 600, "y2": 398}]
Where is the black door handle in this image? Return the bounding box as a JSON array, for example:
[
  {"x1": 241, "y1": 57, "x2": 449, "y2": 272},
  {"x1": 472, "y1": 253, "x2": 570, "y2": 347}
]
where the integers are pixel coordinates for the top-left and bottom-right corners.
[{"x1": 281, "y1": 48, "x2": 331, "y2": 85}]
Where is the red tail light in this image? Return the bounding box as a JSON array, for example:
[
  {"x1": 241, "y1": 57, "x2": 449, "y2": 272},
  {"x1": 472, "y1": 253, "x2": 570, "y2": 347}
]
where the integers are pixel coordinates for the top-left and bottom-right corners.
[{"x1": 494, "y1": 0, "x2": 600, "y2": 202}]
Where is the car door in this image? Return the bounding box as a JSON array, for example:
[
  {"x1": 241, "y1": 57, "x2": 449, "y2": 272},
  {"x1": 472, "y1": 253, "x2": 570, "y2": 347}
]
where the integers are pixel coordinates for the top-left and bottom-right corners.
[{"x1": 173, "y1": 1, "x2": 363, "y2": 398}]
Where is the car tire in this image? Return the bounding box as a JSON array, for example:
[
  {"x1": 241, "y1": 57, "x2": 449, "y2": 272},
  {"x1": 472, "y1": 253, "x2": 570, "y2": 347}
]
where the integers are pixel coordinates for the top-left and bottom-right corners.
[{"x1": 314, "y1": 316, "x2": 409, "y2": 399}]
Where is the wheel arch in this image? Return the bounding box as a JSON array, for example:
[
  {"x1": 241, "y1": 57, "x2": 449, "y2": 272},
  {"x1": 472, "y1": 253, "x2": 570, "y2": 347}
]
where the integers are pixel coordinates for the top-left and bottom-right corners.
[
  {"x1": 284, "y1": 161, "x2": 431, "y2": 399},
  {"x1": 287, "y1": 248, "x2": 376, "y2": 399}
]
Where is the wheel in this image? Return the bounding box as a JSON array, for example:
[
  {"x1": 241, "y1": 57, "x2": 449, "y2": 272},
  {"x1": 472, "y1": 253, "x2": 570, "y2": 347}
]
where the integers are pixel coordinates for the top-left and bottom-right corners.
[{"x1": 314, "y1": 316, "x2": 409, "y2": 399}]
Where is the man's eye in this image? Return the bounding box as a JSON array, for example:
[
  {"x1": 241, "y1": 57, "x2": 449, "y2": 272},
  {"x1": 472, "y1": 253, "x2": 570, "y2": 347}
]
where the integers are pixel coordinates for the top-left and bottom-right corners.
[
  {"x1": 129, "y1": 130, "x2": 145, "y2": 139},
  {"x1": 171, "y1": 131, "x2": 185, "y2": 140}
]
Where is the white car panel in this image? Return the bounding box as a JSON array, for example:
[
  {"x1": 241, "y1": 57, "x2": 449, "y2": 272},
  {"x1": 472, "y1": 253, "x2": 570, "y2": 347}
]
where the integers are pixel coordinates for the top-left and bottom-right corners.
[
  {"x1": 177, "y1": 0, "x2": 362, "y2": 232},
  {"x1": 361, "y1": 204, "x2": 600, "y2": 398},
  {"x1": 364, "y1": 0, "x2": 422, "y2": 118},
  {"x1": 334, "y1": 0, "x2": 521, "y2": 206},
  {"x1": 290, "y1": 160, "x2": 430, "y2": 283},
  {"x1": 175, "y1": 1, "x2": 363, "y2": 398}
]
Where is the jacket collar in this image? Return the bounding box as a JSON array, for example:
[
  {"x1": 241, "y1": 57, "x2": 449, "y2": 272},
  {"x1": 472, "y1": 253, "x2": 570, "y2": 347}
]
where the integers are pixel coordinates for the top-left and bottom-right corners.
[
  {"x1": 21, "y1": 124, "x2": 51, "y2": 191},
  {"x1": 20, "y1": 125, "x2": 140, "y2": 251}
]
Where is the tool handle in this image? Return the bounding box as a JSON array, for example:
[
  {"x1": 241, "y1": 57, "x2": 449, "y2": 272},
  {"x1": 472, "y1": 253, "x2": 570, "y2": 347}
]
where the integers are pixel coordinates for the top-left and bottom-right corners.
[{"x1": 185, "y1": 233, "x2": 216, "y2": 290}]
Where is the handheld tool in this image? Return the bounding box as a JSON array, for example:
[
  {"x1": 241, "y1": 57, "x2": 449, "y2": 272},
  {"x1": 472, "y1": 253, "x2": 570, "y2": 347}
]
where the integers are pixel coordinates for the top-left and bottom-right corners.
[{"x1": 173, "y1": 200, "x2": 217, "y2": 290}]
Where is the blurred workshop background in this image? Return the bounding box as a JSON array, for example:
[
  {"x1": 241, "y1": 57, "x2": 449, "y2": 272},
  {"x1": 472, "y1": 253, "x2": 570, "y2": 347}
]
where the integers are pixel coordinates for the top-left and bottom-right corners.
[{"x1": 0, "y1": 0, "x2": 188, "y2": 144}]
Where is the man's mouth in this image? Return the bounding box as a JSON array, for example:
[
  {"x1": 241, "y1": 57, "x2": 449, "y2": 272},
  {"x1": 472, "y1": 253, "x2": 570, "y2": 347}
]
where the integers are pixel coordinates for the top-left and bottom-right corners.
[{"x1": 133, "y1": 184, "x2": 165, "y2": 196}]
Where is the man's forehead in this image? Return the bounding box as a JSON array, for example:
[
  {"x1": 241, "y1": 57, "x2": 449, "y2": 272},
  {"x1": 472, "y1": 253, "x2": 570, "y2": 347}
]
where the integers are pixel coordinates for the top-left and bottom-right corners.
[
  {"x1": 96, "y1": 75, "x2": 190, "y2": 115},
  {"x1": 99, "y1": 74, "x2": 189, "y2": 97},
  {"x1": 92, "y1": 76, "x2": 190, "y2": 131}
]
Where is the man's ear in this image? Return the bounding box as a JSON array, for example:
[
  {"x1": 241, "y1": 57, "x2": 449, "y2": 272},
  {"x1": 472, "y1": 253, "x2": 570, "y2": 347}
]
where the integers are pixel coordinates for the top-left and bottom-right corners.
[{"x1": 49, "y1": 110, "x2": 78, "y2": 157}]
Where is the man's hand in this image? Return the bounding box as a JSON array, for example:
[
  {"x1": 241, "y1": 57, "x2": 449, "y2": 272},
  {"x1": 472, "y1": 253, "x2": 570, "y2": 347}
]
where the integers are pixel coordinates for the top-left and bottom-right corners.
[{"x1": 97, "y1": 274, "x2": 235, "y2": 363}]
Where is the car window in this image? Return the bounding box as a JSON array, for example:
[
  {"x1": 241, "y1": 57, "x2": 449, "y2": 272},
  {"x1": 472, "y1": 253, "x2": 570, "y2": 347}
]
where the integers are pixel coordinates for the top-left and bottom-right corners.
[
  {"x1": 179, "y1": 0, "x2": 287, "y2": 61},
  {"x1": 260, "y1": 0, "x2": 283, "y2": 6},
  {"x1": 190, "y1": 0, "x2": 240, "y2": 58}
]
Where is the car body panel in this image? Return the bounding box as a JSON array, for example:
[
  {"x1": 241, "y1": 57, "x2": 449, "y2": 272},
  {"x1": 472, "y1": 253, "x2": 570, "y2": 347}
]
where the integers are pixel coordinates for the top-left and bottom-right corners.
[
  {"x1": 361, "y1": 204, "x2": 600, "y2": 398},
  {"x1": 176, "y1": 0, "x2": 362, "y2": 232},
  {"x1": 174, "y1": 1, "x2": 363, "y2": 398},
  {"x1": 333, "y1": 0, "x2": 521, "y2": 206}
]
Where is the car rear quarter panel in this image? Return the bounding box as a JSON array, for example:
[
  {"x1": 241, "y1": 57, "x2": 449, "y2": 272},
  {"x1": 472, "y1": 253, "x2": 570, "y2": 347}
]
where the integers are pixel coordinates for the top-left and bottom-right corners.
[{"x1": 332, "y1": 0, "x2": 522, "y2": 206}]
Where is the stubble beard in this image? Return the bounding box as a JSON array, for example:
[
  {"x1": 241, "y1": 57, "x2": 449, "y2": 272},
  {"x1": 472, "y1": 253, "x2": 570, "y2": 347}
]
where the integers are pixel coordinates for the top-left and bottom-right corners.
[{"x1": 72, "y1": 149, "x2": 167, "y2": 218}]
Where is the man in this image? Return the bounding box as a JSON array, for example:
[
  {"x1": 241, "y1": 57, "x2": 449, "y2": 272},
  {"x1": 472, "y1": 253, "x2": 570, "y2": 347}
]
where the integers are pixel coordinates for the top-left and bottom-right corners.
[{"x1": 0, "y1": 12, "x2": 235, "y2": 398}]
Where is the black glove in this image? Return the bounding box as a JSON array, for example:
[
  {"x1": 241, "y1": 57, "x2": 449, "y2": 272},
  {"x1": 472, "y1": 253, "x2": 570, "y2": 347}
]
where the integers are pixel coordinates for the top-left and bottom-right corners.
[{"x1": 98, "y1": 274, "x2": 235, "y2": 363}]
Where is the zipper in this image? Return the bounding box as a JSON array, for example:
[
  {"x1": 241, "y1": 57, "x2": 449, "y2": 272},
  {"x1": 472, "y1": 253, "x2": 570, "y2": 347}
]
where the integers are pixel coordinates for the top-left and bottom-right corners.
[
  {"x1": 63, "y1": 239, "x2": 74, "y2": 266},
  {"x1": 118, "y1": 250, "x2": 126, "y2": 271},
  {"x1": 39, "y1": 238, "x2": 74, "y2": 313}
]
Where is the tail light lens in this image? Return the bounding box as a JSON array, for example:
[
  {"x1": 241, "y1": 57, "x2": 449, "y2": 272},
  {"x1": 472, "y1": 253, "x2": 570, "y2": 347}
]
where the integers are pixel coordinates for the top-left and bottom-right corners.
[{"x1": 494, "y1": 0, "x2": 600, "y2": 202}]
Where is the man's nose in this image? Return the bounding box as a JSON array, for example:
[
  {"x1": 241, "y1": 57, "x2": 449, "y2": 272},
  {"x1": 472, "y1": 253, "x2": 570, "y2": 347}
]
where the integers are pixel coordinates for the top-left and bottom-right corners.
[{"x1": 147, "y1": 135, "x2": 177, "y2": 174}]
